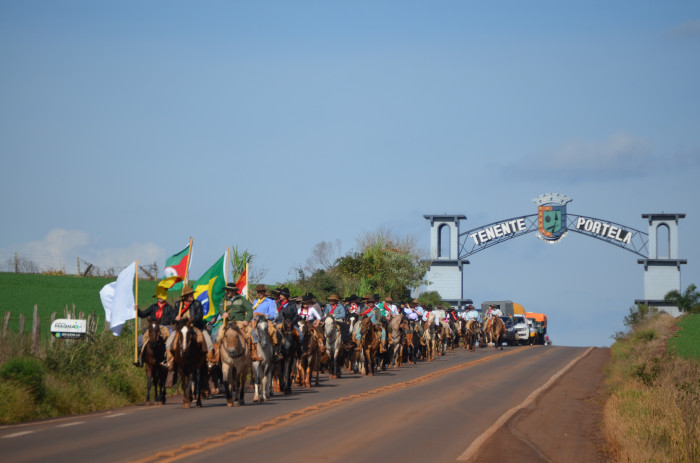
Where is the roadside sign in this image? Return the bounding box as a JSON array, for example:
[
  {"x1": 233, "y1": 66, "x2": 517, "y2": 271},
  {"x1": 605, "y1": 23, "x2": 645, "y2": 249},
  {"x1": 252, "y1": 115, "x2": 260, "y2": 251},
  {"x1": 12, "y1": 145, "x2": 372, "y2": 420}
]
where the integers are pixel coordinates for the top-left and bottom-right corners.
[{"x1": 50, "y1": 319, "x2": 87, "y2": 339}]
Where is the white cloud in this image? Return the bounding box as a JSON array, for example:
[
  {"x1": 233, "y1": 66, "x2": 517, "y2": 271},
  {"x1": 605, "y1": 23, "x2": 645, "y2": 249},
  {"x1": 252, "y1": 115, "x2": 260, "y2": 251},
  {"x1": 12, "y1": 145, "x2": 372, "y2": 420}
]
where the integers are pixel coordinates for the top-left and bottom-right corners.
[
  {"x1": 501, "y1": 132, "x2": 700, "y2": 183},
  {"x1": 8, "y1": 228, "x2": 165, "y2": 274},
  {"x1": 667, "y1": 19, "x2": 700, "y2": 38}
]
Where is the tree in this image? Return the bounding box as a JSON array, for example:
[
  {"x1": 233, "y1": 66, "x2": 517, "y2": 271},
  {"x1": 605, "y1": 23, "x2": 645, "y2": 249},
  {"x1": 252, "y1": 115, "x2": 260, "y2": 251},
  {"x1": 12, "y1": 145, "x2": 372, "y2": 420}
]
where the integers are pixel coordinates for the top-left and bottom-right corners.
[
  {"x1": 417, "y1": 291, "x2": 446, "y2": 308},
  {"x1": 230, "y1": 246, "x2": 267, "y2": 284},
  {"x1": 664, "y1": 284, "x2": 700, "y2": 314},
  {"x1": 623, "y1": 303, "x2": 659, "y2": 329}
]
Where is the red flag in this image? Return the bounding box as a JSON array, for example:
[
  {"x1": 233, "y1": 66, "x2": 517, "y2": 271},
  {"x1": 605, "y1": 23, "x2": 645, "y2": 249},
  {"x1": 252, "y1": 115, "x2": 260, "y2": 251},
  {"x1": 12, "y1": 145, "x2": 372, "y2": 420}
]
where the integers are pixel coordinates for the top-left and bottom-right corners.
[{"x1": 235, "y1": 266, "x2": 247, "y2": 297}]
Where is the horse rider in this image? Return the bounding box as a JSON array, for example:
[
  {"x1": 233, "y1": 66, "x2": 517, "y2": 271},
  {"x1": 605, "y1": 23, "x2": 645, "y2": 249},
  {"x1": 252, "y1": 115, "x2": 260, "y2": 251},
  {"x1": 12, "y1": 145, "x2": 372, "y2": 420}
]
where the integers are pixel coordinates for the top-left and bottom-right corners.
[
  {"x1": 404, "y1": 299, "x2": 424, "y2": 336},
  {"x1": 491, "y1": 304, "x2": 503, "y2": 318},
  {"x1": 250, "y1": 284, "x2": 278, "y2": 360},
  {"x1": 323, "y1": 294, "x2": 346, "y2": 321},
  {"x1": 383, "y1": 296, "x2": 399, "y2": 319},
  {"x1": 212, "y1": 282, "x2": 253, "y2": 355},
  {"x1": 466, "y1": 304, "x2": 481, "y2": 324},
  {"x1": 133, "y1": 291, "x2": 175, "y2": 367},
  {"x1": 298, "y1": 293, "x2": 322, "y2": 325},
  {"x1": 357, "y1": 295, "x2": 386, "y2": 352},
  {"x1": 165, "y1": 285, "x2": 215, "y2": 366},
  {"x1": 345, "y1": 294, "x2": 362, "y2": 317}
]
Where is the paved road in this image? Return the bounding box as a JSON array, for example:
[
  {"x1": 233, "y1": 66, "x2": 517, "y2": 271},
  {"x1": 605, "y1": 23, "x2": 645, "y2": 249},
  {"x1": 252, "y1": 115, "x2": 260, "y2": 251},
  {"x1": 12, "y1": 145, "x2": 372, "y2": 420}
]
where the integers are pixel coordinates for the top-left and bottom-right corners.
[{"x1": 0, "y1": 345, "x2": 591, "y2": 462}]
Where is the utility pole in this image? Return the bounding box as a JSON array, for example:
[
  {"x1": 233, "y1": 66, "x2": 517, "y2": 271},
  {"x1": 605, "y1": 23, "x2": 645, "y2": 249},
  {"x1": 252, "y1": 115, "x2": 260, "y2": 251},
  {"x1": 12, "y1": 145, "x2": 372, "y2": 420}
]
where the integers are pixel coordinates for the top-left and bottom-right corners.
[{"x1": 14, "y1": 253, "x2": 18, "y2": 273}]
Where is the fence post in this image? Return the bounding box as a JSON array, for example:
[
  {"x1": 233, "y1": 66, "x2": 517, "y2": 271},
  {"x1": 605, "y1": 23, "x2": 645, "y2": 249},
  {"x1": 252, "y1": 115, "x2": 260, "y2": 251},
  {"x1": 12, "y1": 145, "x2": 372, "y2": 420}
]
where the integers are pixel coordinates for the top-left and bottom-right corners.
[
  {"x1": 18, "y1": 313, "x2": 25, "y2": 344},
  {"x1": 2, "y1": 312, "x2": 10, "y2": 341},
  {"x1": 50, "y1": 312, "x2": 57, "y2": 345},
  {"x1": 32, "y1": 305, "x2": 40, "y2": 354}
]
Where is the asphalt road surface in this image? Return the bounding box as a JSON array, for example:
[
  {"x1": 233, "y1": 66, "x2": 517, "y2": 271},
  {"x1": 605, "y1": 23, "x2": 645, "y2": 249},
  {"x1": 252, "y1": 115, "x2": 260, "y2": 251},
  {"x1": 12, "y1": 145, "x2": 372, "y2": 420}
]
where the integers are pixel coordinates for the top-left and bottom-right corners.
[{"x1": 0, "y1": 345, "x2": 597, "y2": 462}]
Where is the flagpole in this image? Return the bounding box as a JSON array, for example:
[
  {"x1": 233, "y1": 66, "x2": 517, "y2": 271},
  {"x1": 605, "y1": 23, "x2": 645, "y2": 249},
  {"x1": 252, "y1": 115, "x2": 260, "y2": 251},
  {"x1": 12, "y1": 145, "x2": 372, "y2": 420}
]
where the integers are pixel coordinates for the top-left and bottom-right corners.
[
  {"x1": 134, "y1": 260, "x2": 139, "y2": 364},
  {"x1": 182, "y1": 236, "x2": 193, "y2": 296},
  {"x1": 246, "y1": 262, "x2": 250, "y2": 302}
]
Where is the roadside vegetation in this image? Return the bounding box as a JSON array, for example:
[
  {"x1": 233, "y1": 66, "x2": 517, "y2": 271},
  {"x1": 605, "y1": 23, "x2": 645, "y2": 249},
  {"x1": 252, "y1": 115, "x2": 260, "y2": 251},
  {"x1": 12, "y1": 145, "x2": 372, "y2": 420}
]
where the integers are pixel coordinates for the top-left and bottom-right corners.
[
  {"x1": 0, "y1": 325, "x2": 144, "y2": 424},
  {"x1": 604, "y1": 303, "x2": 700, "y2": 462}
]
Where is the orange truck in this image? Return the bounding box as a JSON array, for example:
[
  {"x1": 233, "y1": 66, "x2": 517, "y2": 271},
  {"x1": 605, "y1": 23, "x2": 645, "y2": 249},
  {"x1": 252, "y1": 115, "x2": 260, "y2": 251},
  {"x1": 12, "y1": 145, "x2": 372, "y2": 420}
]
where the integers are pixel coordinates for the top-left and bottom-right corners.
[{"x1": 526, "y1": 312, "x2": 548, "y2": 345}]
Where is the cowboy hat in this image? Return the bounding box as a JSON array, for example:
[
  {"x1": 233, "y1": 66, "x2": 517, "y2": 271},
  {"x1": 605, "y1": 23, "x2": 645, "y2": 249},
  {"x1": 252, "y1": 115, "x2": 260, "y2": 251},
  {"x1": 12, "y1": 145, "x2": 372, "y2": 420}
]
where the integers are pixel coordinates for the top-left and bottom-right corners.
[
  {"x1": 327, "y1": 294, "x2": 340, "y2": 301},
  {"x1": 224, "y1": 283, "x2": 240, "y2": 293},
  {"x1": 278, "y1": 287, "x2": 290, "y2": 298},
  {"x1": 255, "y1": 284, "x2": 267, "y2": 292},
  {"x1": 180, "y1": 285, "x2": 195, "y2": 298}
]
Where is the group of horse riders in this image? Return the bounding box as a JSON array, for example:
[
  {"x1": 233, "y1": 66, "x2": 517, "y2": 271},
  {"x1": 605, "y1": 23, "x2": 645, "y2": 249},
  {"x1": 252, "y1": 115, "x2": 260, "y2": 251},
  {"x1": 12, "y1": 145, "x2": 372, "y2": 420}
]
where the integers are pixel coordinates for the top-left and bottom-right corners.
[{"x1": 134, "y1": 282, "x2": 507, "y2": 405}]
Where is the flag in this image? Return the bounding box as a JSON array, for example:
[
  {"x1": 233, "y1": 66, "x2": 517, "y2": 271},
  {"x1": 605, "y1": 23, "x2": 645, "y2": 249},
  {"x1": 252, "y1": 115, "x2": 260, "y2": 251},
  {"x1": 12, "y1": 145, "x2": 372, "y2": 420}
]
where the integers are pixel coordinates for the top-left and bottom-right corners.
[
  {"x1": 156, "y1": 275, "x2": 181, "y2": 300},
  {"x1": 99, "y1": 262, "x2": 136, "y2": 336},
  {"x1": 164, "y1": 243, "x2": 190, "y2": 279},
  {"x1": 235, "y1": 265, "x2": 248, "y2": 298},
  {"x1": 192, "y1": 250, "x2": 228, "y2": 321}
]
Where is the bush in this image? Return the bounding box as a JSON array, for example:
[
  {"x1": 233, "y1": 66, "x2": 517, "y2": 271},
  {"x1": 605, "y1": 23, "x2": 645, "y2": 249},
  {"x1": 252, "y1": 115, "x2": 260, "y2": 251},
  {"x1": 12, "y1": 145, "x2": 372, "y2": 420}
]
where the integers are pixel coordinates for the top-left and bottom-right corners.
[{"x1": 0, "y1": 356, "x2": 46, "y2": 401}]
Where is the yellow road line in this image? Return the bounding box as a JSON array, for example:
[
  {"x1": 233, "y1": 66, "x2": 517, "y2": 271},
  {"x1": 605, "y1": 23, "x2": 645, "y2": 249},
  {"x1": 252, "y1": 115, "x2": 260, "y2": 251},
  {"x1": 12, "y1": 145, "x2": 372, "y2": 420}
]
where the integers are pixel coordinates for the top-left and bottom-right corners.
[{"x1": 133, "y1": 347, "x2": 528, "y2": 463}]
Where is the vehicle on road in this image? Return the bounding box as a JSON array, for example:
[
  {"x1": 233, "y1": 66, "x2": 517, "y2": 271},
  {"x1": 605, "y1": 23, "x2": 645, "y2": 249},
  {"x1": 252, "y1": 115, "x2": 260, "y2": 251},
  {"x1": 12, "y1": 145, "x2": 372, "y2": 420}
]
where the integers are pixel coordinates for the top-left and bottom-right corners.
[
  {"x1": 500, "y1": 316, "x2": 516, "y2": 346},
  {"x1": 513, "y1": 314, "x2": 530, "y2": 345}
]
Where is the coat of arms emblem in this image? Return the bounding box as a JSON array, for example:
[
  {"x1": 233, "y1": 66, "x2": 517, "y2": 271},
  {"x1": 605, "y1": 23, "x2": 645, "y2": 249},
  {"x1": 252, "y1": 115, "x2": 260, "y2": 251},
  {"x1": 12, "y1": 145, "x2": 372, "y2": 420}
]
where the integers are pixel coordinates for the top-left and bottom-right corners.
[{"x1": 533, "y1": 193, "x2": 572, "y2": 243}]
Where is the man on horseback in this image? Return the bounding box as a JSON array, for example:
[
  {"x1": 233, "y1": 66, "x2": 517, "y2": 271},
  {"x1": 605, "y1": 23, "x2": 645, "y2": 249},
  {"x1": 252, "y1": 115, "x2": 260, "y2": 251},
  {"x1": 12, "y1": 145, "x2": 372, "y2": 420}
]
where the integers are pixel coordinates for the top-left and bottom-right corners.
[
  {"x1": 323, "y1": 294, "x2": 346, "y2": 321},
  {"x1": 212, "y1": 283, "x2": 253, "y2": 357},
  {"x1": 466, "y1": 305, "x2": 480, "y2": 323},
  {"x1": 250, "y1": 284, "x2": 278, "y2": 361},
  {"x1": 134, "y1": 292, "x2": 175, "y2": 367},
  {"x1": 165, "y1": 285, "x2": 215, "y2": 367}
]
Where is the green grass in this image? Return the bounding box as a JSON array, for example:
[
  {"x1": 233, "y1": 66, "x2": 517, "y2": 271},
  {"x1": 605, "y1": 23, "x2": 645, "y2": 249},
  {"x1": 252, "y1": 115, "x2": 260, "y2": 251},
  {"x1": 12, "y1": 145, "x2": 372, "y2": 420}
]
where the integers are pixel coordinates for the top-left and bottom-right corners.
[
  {"x1": 0, "y1": 272, "x2": 158, "y2": 336},
  {"x1": 669, "y1": 314, "x2": 700, "y2": 361}
]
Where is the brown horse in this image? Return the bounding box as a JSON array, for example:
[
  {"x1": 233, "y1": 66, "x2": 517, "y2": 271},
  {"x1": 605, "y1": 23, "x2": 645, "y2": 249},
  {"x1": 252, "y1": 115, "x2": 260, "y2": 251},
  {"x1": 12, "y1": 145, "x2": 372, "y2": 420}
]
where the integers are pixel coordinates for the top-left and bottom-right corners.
[
  {"x1": 171, "y1": 320, "x2": 207, "y2": 408},
  {"x1": 464, "y1": 320, "x2": 480, "y2": 352},
  {"x1": 143, "y1": 320, "x2": 167, "y2": 405},
  {"x1": 359, "y1": 316, "x2": 380, "y2": 376},
  {"x1": 297, "y1": 320, "x2": 325, "y2": 387},
  {"x1": 484, "y1": 316, "x2": 506, "y2": 350},
  {"x1": 219, "y1": 323, "x2": 250, "y2": 407}
]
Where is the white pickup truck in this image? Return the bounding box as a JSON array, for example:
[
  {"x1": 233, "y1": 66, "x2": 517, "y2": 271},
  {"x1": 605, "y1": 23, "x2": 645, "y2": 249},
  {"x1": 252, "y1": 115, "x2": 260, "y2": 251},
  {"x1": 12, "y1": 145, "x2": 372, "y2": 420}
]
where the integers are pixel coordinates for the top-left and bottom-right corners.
[{"x1": 512, "y1": 314, "x2": 531, "y2": 345}]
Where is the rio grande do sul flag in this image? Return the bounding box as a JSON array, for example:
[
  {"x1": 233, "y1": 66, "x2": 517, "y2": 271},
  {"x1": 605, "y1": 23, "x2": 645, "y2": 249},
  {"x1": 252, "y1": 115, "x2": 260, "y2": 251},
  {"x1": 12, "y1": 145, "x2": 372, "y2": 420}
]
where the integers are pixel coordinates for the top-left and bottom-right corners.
[
  {"x1": 164, "y1": 243, "x2": 190, "y2": 279},
  {"x1": 193, "y1": 249, "x2": 228, "y2": 321}
]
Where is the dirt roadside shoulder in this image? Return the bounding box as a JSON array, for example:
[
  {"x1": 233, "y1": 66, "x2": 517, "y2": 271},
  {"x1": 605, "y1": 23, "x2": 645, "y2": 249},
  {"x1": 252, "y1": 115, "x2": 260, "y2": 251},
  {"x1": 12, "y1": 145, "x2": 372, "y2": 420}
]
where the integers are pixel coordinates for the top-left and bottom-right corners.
[{"x1": 473, "y1": 347, "x2": 611, "y2": 463}]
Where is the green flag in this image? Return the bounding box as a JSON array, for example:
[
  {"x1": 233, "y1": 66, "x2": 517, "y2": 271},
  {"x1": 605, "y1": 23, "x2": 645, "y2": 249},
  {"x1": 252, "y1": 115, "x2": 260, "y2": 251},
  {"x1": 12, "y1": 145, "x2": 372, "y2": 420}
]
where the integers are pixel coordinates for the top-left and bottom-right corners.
[{"x1": 169, "y1": 251, "x2": 228, "y2": 321}]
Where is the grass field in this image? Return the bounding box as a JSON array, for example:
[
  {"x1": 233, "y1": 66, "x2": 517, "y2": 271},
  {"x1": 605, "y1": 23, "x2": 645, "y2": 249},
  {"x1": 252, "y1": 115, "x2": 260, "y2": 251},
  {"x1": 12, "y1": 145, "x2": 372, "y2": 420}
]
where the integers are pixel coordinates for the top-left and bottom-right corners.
[
  {"x1": 0, "y1": 272, "x2": 158, "y2": 336},
  {"x1": 669, "y1": 313, "x2": 700, "y2": 361}
]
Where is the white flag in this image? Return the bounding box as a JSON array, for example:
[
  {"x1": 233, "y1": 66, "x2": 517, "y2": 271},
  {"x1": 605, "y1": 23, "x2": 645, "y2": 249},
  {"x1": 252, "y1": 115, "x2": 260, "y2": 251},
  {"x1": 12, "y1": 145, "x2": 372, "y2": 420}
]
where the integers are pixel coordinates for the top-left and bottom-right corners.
[{"x1": 99, "y1": 262, "x2": 136, "y2": 336}]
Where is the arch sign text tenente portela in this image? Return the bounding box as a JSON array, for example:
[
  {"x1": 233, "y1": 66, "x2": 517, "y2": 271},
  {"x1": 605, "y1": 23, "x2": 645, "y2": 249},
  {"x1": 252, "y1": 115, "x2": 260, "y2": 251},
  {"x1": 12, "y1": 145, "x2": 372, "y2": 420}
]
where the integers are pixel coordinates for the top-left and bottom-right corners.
[{"x1": 423, "y1": 193, "x2": 687, "y2": 315}]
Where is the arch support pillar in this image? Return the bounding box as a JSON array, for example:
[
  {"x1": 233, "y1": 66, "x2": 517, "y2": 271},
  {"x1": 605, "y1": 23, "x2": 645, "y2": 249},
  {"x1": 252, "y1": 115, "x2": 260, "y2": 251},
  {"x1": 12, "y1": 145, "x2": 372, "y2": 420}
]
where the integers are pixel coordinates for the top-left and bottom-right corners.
[
  {"x1": 635, "y1": 213, "x2": 687, "y2": 316},
  {"x1": 423, "y1": 215, "x2": 469, "y2": 308}
]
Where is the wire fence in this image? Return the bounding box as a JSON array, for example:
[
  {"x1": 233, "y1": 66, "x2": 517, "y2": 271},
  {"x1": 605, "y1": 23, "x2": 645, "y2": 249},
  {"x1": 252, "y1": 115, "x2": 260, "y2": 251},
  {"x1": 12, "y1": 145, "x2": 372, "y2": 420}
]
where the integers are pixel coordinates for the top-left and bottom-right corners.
[{"x1": 0, "y1": 251, "x2": 158, "y2": 280}]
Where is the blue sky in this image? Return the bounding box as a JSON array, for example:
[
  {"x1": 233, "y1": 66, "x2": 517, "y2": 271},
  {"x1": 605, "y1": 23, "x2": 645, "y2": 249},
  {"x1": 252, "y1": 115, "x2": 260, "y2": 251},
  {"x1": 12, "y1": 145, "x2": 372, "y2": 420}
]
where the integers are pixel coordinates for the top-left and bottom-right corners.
[{"x1": 1, "y1": 1, "x2": 699, "y2": 347}]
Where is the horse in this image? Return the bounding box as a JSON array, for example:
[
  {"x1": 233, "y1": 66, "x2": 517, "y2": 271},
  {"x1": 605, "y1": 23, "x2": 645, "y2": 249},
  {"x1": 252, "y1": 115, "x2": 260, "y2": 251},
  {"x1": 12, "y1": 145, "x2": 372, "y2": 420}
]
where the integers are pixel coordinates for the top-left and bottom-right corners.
[
  {"x1": 297, "y1": 320, "x2": 325, "y2": 387},
  {"x1": 324, "y1": 316, "x2": 343, "y2": 379},
  {"x1": 219, "y1": 322, "x2": 250, "y2": 407},
  {"x1": 464, "y1": 320, "x2": 480, "y2": 352},
  {"x1": 484, "y1": 316, "x2": 506, "y2": 350},
  {"x1": 171, "y1": 320, "x2": 207, "y2": 408},
  {"x1": 143, "y1": 319, "x2": 167, "y2": 405},
  {"x1": 273, "y1": 319, "x2": 298, "y2": 395},
  {"x1": 251, "y1": 316, "x2": 273, "y2": 402},
  {"x1": 388, "y1": 315, "x2": 404, "y2": 368},
  {"x1": 422, "y1": 316, "x2": 436, "y2": 362},
  {"x1": 359, "y1": 316, "x2": 380, "y2": 376},
  {"x1": 346, "y1": 313, "x2": 362, "y2": 374}
]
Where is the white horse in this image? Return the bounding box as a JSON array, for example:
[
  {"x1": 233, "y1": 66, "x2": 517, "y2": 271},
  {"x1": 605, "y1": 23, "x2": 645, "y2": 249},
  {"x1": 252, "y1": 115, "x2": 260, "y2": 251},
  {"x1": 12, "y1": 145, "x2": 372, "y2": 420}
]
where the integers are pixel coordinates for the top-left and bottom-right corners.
[
  {"x1": 324, "y1": 316, "x2": 343, "y2": 379},
  {"x1": 251, "y1": 317, "x2": 273, "y2": 403}
]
